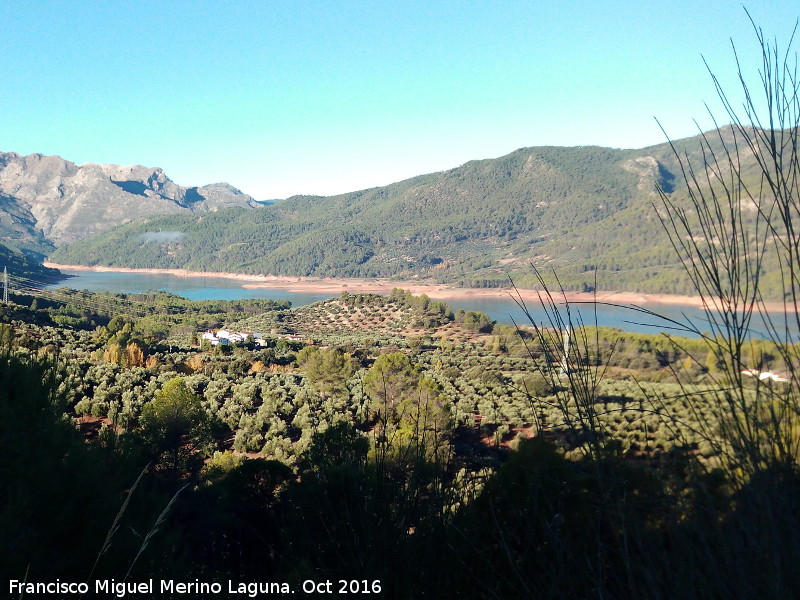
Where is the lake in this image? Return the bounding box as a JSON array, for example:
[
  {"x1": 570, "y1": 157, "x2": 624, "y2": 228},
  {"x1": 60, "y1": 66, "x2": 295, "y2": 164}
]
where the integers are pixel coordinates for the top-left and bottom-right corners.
[{"x1": 47, "y1": 269, "x2": 793, "y2": 339}]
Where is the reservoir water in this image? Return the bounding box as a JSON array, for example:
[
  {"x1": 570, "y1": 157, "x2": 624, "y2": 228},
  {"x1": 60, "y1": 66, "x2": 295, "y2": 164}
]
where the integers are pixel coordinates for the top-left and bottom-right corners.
[{"x1": 47, "y1": 269, "x2": 794, "y2": 339}]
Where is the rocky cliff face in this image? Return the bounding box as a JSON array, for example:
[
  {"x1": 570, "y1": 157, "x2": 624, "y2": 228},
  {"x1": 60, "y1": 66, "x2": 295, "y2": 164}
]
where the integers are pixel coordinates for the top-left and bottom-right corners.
[{"x1": 0, "y1": 151, "x2": 258, "y2": 247}]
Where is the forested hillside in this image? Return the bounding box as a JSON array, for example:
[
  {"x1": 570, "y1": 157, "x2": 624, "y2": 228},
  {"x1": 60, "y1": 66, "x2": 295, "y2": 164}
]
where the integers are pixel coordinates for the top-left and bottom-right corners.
[
  {"x1": 0, "y1": 242, "x2": 61, "y2": 282},
  {"x1": 50, "y1": 127, "x2": 781, "y2": 296}
]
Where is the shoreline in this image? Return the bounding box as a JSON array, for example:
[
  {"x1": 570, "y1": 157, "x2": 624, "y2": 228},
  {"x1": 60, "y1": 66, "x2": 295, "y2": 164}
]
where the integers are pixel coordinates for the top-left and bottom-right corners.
[{"x1": 45, "y1": 262, "x2": 727, "y2": 308}]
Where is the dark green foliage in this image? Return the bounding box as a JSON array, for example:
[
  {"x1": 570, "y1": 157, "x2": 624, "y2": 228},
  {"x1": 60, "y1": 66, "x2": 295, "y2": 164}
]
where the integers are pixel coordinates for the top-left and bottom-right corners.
[
  {"x1": 277, "y1": 421, "x2": 453, "y2": 598},
  {"x1": 140, "y1": 377, "x2": 212, "y2": 475},
  {"x1": 452, "y1": 438, "x2": 661, "y2": 598},
  {"x1": 8, "y1": 287, "x2": 289, "y2": 344},
  {"x1": 364, "y1": 352, "x2": 419, "y2": 416},
  {"x1": 301, "y1": 421, "x2": 369, "y2": 473},
  {"x1": 0, "y1": 242, "x2": 61, "y2": 281},
  {"x1": 455, "y1": 308, "x2": 494, "y2": 332},
  {"x1": 0, "y1": 352, "x2": 95, "y2": 578},
  {"x1": 296, "y1": 346, "x2": 355, "y2": 398},
  {"x1": 0, "y1": 350, "x2": 150, "y2": 581},
  {"x1": 5, "y1": 293, "x2": 800, "y2": 597},
  {"x1": 168, "y1": 458, "x2": 293, "y2": 578}
]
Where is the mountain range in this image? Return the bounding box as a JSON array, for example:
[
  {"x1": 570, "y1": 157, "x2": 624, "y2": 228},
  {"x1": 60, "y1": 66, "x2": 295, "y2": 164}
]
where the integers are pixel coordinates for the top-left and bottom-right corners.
[
  {"x1": 2, "y1": 128, "x2": 777, "y2": 296},
  {"x1": 0, "y1": 151, "x2": 258, "y2": 278}
]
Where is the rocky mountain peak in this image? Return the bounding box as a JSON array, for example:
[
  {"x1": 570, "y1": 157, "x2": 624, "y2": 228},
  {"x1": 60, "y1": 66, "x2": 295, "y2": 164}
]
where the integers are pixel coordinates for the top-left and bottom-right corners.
[{"x1": 0, "y1": 151, "x2": 258, "y2": 246}]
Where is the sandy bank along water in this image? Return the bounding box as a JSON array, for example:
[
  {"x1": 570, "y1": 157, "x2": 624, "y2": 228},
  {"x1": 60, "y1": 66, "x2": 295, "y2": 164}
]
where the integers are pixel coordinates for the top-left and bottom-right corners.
[{"x1": 45, "y1": 262, "x2": 732, "y2": 308}]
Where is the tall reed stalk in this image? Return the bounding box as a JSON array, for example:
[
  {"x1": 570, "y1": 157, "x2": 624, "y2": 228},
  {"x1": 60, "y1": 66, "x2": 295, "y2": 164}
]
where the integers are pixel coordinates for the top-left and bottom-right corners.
[{"x1": 655, "y1": 12, "x2": 800, "y2": 484}]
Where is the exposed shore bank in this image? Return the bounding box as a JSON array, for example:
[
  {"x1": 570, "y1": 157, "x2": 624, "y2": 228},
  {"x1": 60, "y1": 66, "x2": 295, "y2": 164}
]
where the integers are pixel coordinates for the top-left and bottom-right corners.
[{"x1": 45, "y1": 262, "x2": 733, "y2": 309}]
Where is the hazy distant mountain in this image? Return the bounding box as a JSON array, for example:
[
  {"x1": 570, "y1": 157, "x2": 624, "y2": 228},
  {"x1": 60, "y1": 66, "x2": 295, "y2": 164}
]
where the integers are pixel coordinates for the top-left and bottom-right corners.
[
  {"x1": 46, "y1": 127, "x2": 784, "y2": 296},
  {"x1": 0, "y1": 151, "x2": 259, "y2": 250}
]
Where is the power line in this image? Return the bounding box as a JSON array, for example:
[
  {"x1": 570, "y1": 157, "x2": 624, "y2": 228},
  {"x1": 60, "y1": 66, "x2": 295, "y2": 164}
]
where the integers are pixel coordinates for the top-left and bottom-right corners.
[{"x1": 6, "y1": 275, "x2": 161, "y2": 319}]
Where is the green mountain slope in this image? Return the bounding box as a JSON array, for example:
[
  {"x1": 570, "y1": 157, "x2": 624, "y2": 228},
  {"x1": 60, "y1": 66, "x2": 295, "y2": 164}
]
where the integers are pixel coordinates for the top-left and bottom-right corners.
[
  {"x1": 49, "y1": 128, "x2": 778, "y2": 296},
  {"x1": 0, "y1": 242, "x2": 61, "y2": 283}
]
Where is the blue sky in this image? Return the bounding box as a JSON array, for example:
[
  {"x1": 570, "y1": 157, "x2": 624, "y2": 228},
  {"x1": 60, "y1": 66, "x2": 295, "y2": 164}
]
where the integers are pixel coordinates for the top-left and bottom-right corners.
[{"x1": 1, "y1": 1, "x2": 797, "y2": 199}]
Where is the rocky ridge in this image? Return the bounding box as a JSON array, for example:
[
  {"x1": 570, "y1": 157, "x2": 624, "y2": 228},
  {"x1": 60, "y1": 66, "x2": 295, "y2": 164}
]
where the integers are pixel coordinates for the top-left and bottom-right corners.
[{"x1": 0, "y1": 151, "x2": 258, "y2": 249}]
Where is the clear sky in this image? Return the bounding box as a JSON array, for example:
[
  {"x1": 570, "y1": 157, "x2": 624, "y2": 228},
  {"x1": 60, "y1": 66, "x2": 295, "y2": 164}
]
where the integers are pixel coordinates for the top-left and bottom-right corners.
[{"x1": 1, "y1": 1, "x2": 797, "y2": 199}]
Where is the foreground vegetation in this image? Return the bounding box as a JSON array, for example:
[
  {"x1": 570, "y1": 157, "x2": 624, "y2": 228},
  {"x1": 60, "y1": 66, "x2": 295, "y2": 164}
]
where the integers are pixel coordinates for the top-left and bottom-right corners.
[{"x1": 1, "y1": 280, "x2": 798, "y2": 598}]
